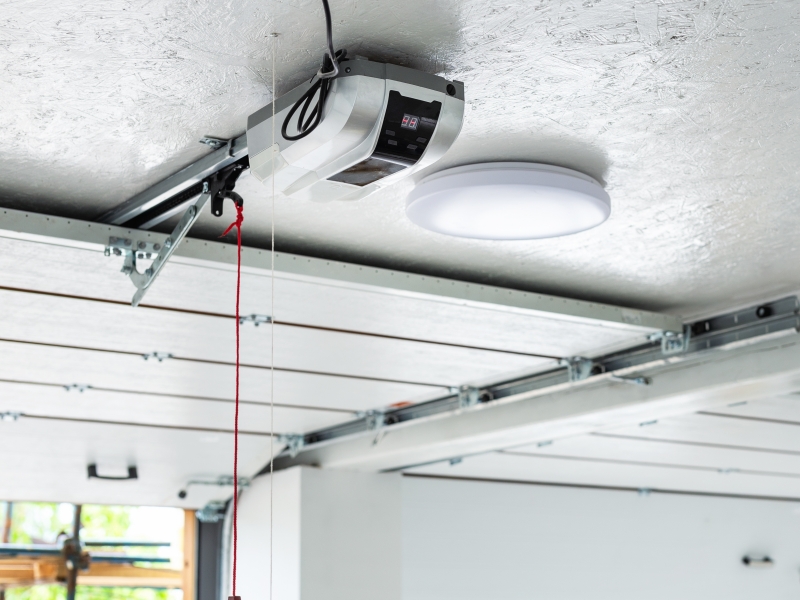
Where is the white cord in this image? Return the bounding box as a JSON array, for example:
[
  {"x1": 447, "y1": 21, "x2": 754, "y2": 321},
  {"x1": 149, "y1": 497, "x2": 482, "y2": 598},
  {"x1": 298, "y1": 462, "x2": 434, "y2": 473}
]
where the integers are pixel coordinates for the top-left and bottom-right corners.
[{"x1": 269, "y1": 30, "x2": 277, "y2": 600}]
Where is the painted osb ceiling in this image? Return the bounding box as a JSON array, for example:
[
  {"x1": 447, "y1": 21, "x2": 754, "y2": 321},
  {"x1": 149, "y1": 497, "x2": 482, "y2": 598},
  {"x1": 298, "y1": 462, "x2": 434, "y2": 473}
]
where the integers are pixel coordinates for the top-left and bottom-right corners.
[{"x1": 1, "y1": 0, "x2": 799, "y2": 318}]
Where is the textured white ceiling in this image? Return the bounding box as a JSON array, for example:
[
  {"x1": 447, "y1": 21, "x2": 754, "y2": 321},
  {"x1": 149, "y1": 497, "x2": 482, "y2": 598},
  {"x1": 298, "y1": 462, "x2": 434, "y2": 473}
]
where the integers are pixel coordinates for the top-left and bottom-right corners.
[{"x1": 2, "y1": 0, "x2": 799, "y2": 318}]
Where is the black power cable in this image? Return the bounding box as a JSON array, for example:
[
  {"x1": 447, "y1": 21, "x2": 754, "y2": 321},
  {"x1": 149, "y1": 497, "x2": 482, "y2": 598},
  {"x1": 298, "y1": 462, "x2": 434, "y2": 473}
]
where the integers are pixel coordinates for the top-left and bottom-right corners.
[{"x1": 281, "y1": 0, "x2": 347, "y2": 141}]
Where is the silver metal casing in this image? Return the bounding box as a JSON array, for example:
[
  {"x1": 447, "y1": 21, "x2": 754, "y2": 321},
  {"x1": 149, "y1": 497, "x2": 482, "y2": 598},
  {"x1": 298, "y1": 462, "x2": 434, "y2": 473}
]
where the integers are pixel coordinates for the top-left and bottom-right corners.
[{"x1": 246, "y1": 58, "x2": 464, "y2": 202}]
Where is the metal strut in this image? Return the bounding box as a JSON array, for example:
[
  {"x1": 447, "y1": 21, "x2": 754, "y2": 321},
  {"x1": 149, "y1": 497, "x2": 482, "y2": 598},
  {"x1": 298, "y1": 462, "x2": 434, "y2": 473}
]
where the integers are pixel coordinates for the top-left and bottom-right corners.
[{"x1": 108, "y1": 163, "x2": 247, "y2": 307}]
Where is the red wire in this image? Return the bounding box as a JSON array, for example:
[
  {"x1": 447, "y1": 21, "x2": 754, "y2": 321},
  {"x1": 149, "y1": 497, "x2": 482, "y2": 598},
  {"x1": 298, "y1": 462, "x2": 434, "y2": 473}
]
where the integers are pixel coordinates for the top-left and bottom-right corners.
[{"x1": 221, "y1": 203, "x2": 244, "y2": 599}]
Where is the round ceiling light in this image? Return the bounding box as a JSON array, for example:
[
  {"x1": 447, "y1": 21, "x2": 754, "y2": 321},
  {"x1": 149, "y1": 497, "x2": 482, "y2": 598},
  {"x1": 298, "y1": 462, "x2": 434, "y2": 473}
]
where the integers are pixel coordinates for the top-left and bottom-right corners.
[{"x1": 406, "y1": 162, "x2": 611, "y2": 240}]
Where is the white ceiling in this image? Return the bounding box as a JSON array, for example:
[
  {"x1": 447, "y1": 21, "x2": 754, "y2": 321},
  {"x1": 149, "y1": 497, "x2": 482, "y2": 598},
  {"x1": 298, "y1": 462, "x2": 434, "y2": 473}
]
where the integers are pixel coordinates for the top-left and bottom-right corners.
[{"x1": 2, "y1": 0, "x2": 799, "y2": 319}]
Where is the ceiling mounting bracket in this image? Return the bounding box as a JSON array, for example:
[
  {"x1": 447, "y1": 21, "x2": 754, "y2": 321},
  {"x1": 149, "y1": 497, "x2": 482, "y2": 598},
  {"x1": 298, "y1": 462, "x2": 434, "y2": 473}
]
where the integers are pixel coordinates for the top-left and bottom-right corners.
[
  {"x1": 105, "y1": 162, "x2": 247, "y2": 307},
  {"x1": 559, "y1": 356, "x2": 594, "y2": 382},
  {"x1": 199, "y1": 136, "x2": 233, "y2": 156}
]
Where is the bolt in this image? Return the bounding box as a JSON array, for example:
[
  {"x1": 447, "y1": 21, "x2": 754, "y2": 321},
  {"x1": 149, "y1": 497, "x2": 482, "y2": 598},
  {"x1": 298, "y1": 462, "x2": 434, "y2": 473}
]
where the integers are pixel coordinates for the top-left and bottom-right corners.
[
  {"x1": 124, "y1": 239, "x2": 131, "y2": 246},
  {"x1": 145, "y1": 252, "x2": 152, "y2": 259},
  {"x1": 145, "y1": 267, "x2": 154, "y2": 277},
  {"x1": 113, "y1": 247, "x2": 121, "y2": 256},
  {"x1": 138, "y1": 241, "x2": 146, "y2": 250},
  {"x1": 104, "y1": 247, "x2": 110, "y2": 257},
  {"x1": 153, "y1": 243, "x2": 161, "y2": 251},
  {"x1": 345, "y1": 67, "x2": 351, "y2": 73},
  {"x1": 137, "y1": 252, "x2": 143, "y2": 259},
  {"x1": 164, "y1": 239, "x2": 173, "y2": 248}
]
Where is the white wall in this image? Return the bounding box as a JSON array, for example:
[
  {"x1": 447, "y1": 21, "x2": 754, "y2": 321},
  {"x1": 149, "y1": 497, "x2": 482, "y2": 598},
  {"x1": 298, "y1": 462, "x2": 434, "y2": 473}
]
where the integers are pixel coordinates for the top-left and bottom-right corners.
[
  {"x1": 402, "y1": 476, "x2": 800, "y2": 600},
  {"x1": 234, "y1": 466, "x2": 402, "y2": 600}
]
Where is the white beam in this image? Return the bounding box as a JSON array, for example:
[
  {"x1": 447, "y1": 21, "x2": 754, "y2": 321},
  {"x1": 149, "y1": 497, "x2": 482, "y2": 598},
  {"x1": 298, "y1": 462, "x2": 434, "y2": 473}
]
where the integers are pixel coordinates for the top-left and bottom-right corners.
[{"x1": 276, "y1": 331, "x2": 800, "y2": 472}]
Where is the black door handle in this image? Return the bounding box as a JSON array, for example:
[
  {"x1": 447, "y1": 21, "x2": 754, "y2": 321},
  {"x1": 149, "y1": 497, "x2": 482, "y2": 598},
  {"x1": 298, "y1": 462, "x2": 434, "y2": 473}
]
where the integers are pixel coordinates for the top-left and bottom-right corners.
[{"x1": 87, "y1": 464, "x2": 138, "y2": 480}]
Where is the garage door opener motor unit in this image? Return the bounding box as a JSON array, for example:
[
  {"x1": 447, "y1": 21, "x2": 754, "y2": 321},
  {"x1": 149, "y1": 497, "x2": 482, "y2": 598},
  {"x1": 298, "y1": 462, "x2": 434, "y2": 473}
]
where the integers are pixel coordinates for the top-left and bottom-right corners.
[{"x1": 246, "y1": 57, "x2": 465, "y2": 203}]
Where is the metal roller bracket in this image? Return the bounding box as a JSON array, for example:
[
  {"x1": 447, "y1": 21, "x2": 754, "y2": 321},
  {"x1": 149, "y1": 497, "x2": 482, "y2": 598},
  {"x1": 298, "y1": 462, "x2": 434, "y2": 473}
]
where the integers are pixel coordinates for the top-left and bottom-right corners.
[
  {"x1": 109, "y1": 188, "x2": 211, "y2": 307},
  {"x1": 649, "y1": 326, "x2": 692, "y2": 356},
  {"x1": 559, "y1": 356, "x2": 594, "y2": 382}
]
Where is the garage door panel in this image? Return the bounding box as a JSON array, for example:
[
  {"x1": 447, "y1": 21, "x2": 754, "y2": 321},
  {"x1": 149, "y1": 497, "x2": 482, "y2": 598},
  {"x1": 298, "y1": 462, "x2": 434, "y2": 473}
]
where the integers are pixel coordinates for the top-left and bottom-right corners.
[
  {"x1": 606, "y1": 413, "x2": 800, "y2": 454},
  {"x1": 0, "y1": 380, "x2": 350, "y2": 434},
  {"x1": 0, "y1": 289, "x2": 548, "y2": 385},
  {"x1": 0, "y1": 416, "x2": 280, "y2": 508},
  {"x1": 0, "y1": 340, "x2": 444, "y2": 411},
  {"x1": 406, "y1": 452, "x2": 800, "y2": 499},
  {"x1": 510, "y1": 433, "x2": 800, "y2": 476},
  {"x1": 0, "y1": 236, "x2": 659, "y2": 357},
  {"x1": 705, "y1": 396, "x2": 800, "y2": 424}
]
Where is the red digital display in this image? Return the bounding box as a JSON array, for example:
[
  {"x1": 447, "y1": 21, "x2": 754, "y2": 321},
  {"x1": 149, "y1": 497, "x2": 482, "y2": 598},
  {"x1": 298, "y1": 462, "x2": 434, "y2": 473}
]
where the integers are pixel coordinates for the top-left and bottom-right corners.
[{"x1": 401, "y1": 114, "x2": 419, "y2": 130}]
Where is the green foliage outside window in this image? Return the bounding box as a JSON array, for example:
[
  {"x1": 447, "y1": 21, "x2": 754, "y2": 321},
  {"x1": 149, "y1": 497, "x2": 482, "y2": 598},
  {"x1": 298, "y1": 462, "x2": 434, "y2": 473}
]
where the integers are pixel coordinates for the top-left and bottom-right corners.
[{"x1": 1, "y1": 502, "x2": 183, "y2": 600}]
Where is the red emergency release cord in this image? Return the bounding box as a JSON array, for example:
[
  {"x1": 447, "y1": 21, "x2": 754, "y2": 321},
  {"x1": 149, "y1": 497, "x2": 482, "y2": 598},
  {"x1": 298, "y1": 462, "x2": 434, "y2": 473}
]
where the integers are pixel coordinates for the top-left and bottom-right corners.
[{"x1": 221, "y1": 202, "x2": 244, "y2": 600}]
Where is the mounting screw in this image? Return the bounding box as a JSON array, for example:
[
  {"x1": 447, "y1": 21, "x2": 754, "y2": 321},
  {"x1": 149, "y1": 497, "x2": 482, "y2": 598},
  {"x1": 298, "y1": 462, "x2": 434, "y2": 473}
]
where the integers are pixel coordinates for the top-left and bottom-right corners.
[
  {"x1": 345, "y1": 67, "x2": 351, "y2": 73},
  {"x1": 756, "y1": 305, "x2": 772, "y2": 319},
  {"x1": 153, "y1": 243, "x2": 161, "y2": 251},
  {"x1": 124, "y1": 239, "x2": 132, "y2": 246},
  {"x1": 178, "y1": 490, "x2": 187, "y2": 499},
  {"x1": 145, "y1": 267, "x2": 154, "y2": 276},
  {"x1": 138, "y1": 241, "x2": 146, "y2": 250},
  {"x1": 164, "y1": 239, "x2": 173, "y2": 248},
  {"x1": 446, "y1": 84, "x2": 456, "y2": 96}
]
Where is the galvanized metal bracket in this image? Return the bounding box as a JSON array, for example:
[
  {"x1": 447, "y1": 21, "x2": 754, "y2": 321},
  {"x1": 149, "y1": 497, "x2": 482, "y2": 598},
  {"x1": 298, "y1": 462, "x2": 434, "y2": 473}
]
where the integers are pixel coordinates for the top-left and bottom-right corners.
[
  {"x1": 277, "y1": 434, "x2": 305, "y2": 458},
  {"x1": 105, "y1": 188, "x2": 211, "y2": 308},
  {"x1": 649, "y1": 325, "x2": 692, "y2": 356},
  {"x1": 559, "y1": 357, "x2": 594, "y2": 382},
  {"x1": 142, "y1": 351, "x2": 173, "y2": 362},
  {"x1": 239, "y1": 314, "x2": 273, "y2": 327},
  {"x1": 458, "y1": 385, "x2": 480, "y2": 409},
  {"x1": 196, "y1": 500, "x2": 228, "y2": 523},
  {"x1": 63, "y1": 383, "x2": 92, "y2": 392}
]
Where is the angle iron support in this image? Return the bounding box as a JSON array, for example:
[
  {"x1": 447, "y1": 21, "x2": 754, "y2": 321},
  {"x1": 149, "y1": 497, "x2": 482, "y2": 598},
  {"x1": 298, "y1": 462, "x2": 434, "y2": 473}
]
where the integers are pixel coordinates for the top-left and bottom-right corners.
[{"x1": 106, "y1": 190, "x2": 212, "y2": 307}]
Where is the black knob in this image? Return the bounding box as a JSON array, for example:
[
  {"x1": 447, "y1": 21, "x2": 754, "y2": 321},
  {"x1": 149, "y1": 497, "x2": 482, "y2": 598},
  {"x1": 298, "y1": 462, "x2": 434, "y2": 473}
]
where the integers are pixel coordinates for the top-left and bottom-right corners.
[{"x1": 446, "y1": 84, "x2": 456, "y2": 96}]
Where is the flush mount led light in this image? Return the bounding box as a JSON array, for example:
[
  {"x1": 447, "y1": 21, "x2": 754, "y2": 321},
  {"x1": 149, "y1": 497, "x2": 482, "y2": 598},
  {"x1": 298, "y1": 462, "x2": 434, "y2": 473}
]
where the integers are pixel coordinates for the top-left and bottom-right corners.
[{"x1": 406, "y1": 162, "x2": 611, "y2": 240}]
